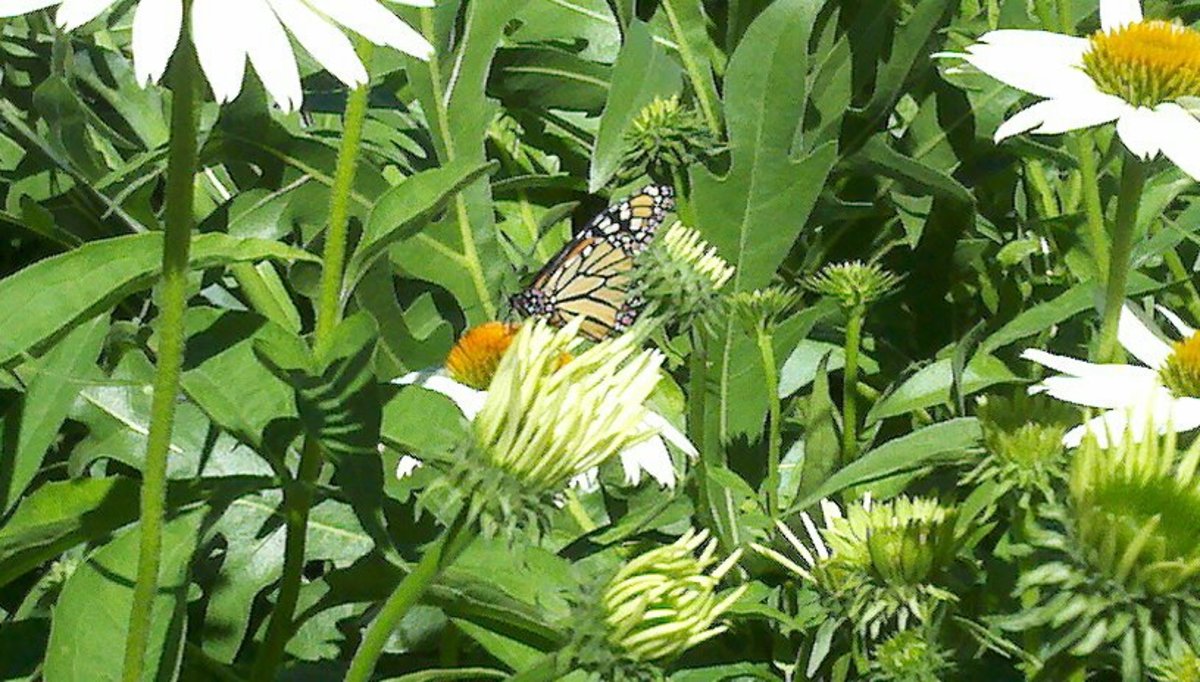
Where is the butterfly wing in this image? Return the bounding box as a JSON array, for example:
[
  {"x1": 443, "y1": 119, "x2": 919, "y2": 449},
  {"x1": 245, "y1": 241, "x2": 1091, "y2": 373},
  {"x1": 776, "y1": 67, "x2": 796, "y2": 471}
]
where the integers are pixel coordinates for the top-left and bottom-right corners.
[{"x1": 511, "y1": 184, "x2": 674, "y2": 340}]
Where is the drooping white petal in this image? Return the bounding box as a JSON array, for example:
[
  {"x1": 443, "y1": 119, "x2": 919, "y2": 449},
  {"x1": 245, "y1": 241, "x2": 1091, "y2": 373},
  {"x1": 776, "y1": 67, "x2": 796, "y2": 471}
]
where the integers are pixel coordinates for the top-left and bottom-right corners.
[
  {"x1": 995, "y1": 95, "x2": 1126, "y2": 142},
  {"x1": 618, "y1": 436, "x2": 677, "y2": 489},
  {"x1": 55, "y1": 0, "x2": 117, "y2": 30},
  {"x1": 1064, "y1": 392, "x2": 1200, "y2": 447},
  {"x1": 392, "y1": 370, "x2": 488, "y2": 420},
  {"x1": 1118, "y1": 305, "x2": 1173, "y2": 369},
  {"x1": 305, "y1": 0, "x2": 434, "y2": 59},
  {"x1": 1116, "y1": 106, "x2": 1164, "y2": 160},
  {"x1": 395, "y1": 454, "x2": 423, "y2": 479},
  {"x1": 268, "y1": 0, "x2": 367, "y2": 87},
  {"x1": 1022, "y1": 348, "x2": 1112, "y2": 378},
  {"x1": 131, "y1": 0, "x2": 182, "y2": 86},
  {"x1": 241, "y1": 0, "x2": 302, "y2": 111},
  {"x1": 1064, "y1": 408, "x2": 1134, "y2": 448},
  {"x1": 1151, "y1": 103, "x2": 1200, "y2": 181},
  {"x1": 0, "y1": 0, "x2": 60, "y2": 17},
  {"x1": 192, "y1": 0, "x2": 248, "y2": 103},
  {"x1": 1100, "y1": 0, "x2": 1143, "y2": 32},
  {"x1": 1157, "y1": 305, "x2": 1197, "y2": 337},
  {"x1": 961, "y1": 30, "x2": 1093, "y2": 99},
  {"x1": 1031, "y1": 370, "x2": 1159, "y2": 408},
  {"x1": 642, "y1": 411, "x2": 698, "y2": 458}
]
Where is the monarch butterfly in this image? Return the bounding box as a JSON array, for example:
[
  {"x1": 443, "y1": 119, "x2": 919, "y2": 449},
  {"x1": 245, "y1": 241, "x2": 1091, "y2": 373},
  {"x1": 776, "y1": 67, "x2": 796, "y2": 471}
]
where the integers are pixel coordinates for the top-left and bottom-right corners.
[{"x1": 510, "y1": 184, "x2": 676, "y2": 341}]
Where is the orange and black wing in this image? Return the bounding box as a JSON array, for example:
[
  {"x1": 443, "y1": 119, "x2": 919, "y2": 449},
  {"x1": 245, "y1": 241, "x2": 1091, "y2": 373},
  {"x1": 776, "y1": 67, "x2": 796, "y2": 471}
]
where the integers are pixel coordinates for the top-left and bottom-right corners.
[{"x1": 510, "y1": 184, "x2": 674, "y2": 340}]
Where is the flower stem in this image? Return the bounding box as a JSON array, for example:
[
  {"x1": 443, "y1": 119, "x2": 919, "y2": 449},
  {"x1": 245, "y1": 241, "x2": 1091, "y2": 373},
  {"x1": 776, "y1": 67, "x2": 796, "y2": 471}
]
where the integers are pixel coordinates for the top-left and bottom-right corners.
[
  {"x1": 841, "y1": 306, "x2": 865, "y2": 463},
  {"x1": 756, "y1": 328, "x2": 781, "y2": 517},
  {"x1": 251, "y1": 43, "x2": 374, "y2": 682},
  {"x1": 313, "y1": 43, "x2": 373, "y2": 357},
  {"x1": 346, "y1": 508, "x2": 477, "y2": 682},
  {"x1": 1095, "y1": 153, "x2": 1146, "y2": 363},
  {"x1": 120, "y1": 27, "x2": 200, "y2": 682},
  {"x1": 249, "y1": 439, "x2": 322, "y2": 681}
]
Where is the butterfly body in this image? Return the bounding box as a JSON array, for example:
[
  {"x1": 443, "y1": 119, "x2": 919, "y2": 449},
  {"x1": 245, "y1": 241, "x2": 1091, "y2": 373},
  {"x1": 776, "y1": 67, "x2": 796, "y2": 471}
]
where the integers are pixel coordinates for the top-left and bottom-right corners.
[{"x1": 511, "y1": 184, "x2": 675, "y2": 340}]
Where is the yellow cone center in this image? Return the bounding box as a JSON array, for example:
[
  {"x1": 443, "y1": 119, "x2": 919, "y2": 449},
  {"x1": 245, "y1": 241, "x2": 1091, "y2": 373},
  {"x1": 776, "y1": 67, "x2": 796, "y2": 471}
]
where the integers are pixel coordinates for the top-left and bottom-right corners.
[
  {"x1": 445, "y1": 322, "x2": 520, "y2": 390},
  {"x1": 1082, "y1": 20, "x2": 1200, "y2": 107},
  {"x1": 1159, "y1": 332, "x2": 1200, "y2": 398}
]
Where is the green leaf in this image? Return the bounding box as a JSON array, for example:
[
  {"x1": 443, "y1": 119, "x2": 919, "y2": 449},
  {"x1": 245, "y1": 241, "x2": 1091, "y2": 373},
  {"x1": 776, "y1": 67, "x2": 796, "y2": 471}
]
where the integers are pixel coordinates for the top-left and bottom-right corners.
[
  {"x1": 589, "y1": 20, "x2": 682, "y2": 191},
  {"x1": 847, "y1": 135, "x2": 972, "y2": 204},
  {"x1": 0, "y1": 232, "x2": 316, "y2": 369},
  {"x1": 866, "y1": 354, "x2": 1017, "y2": 423},
  {"x1": 788, "y1": 418, "x2": 982, "y2": 513},
  {"x1": 859, "y1": 0, "x2": 956, "y2": 126},
  {"x1": 180, "y1": 308, "x2": 296, "y2": 448},
  {"x1": 3, "y1": 315, "x2": 107, "y2": 511},
  {"x1": 70, "y1": 351, "x2": 272, "y2": 479},
  {"x1": 660, "y1": 0, "x2": 722, "y2": 134},
  {"x1": 43, "y1": 508, "x2": 204, "y2": 682},
  {"x1": 396, "y1": 0, "x2": 532, "y2": 323},
  {"x1": 202, "y1": 493, "x2": 374, "y2": 663},
  {"x1": 0, "y1": 478, "x2": 137, "y2": 589},
  {"x1": 346, "y1": 160, "x2": 497, "y2": 292},
  {"x1": 492, "y1": 47, "x2": 611, "y2": 113},
  {"x1": 689, "y1": 0, "x2": 837, "y2": 442},
  {"x1": 795, "y1": 353, "x2": 840, "y2": 505}
]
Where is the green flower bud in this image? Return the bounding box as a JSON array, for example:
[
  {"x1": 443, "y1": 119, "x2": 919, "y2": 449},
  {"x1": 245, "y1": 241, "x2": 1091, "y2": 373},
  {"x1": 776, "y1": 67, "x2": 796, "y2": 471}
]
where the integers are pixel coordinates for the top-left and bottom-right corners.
[
  {"x1": 755, "y1": 495, "x2": 962, "y2": 639},
  {"x1": 619, "y1": 95, "x2": 718, "y2": 182},
  {"x1": 1070, "y1": 426, "x2": 1200, "y2": 594},
  {"x1": 729, "y1": 286, "x2": 801, "y2": 335},
  {"x1": 867, "y1": 628, "x2": 953, "y2": 682},
  {"x1": 634, "y1": 221, "x2": 735, "y2": 327},
  {"x1": 805, "y1": 261, "x2": 900, "y2": 310},
  {"x1": 968, "y1": 392, "x2": 1078, "y2": 500},
  {"x1": 602, "y1": 529, "x2": 746, "y2": 664}
]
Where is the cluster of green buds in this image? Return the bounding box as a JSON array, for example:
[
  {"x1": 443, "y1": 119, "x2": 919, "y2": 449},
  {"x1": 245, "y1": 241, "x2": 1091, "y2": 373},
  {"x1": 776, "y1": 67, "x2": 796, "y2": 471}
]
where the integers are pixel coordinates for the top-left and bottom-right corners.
[
  {"x1": 755, "y1": 495, "x2": 962, "y2": 642},
  {"x1": 442, "y1": 318, "x2": 664, "y2": 536},
  {"x1": 967, "y1": 392, "x2": 1078, "y2": 503},
  {"x1": 1004, "y1": 424, "x2": 1200, "y2": 677},
  {"x1": 805, "y1": 261, "x2": 900, "y2": 311},
  {"x1": 619, "y1": 95, "x2": 719, "y2": 182},
  {"x1": 583, "y1": 529, "x2": 745, "y2": 674},
  {"x1": 634, "y1": 221, "x2": 735, "y2": 328}
]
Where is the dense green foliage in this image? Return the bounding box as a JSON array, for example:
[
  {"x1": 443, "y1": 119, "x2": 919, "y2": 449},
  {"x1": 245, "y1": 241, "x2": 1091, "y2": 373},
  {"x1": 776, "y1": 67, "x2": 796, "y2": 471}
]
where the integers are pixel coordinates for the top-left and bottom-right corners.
[{"x1": 6, "y1": 0, "x2": 1200, "y2": 680}]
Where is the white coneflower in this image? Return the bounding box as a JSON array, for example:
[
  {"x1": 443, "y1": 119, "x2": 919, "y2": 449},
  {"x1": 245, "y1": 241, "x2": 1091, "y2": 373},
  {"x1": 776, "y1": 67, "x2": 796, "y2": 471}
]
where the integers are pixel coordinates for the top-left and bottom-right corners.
[
  {"x1": 393, "y1": 321, "x2": 696, "y2": 490},
  {"x1": 2, "y1": 0, "x2": 435, "y2": 112},
  {"x1": 939, "y1": 0, "x2": 1200, "y2": 177},
  {"x1": 1022, "y1": 305, "x2": 1200, "y2": 447}
]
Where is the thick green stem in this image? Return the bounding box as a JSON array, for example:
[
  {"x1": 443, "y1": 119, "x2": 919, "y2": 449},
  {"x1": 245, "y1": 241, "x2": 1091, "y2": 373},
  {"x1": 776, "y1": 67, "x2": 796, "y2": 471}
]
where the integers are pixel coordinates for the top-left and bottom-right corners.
[
  {"x1": 841, "y1": 307, "x2": 865, "y2": 463},
  {"x1": 346, "y1": 509, "x2": 476, "y2": 682},
  {"x1": 756, "y1": 329, "x2": 781, "y2": 518},
  {"x1": 249, "y1": 440, "x2": 321, "y2": 681},
  {"x1": 313, "y1": 43, "x2": 373, "y2": 357},
  {"x1": 120, "y1": 26, "x2": 199, "y2": 682},
  {"x1": 1095, "y1": 153, "x2": 1146, "y2": 363},
  {"x1": 251, "y1": 44, "x2": 374, "y2": 682}
]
